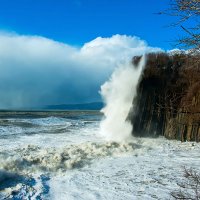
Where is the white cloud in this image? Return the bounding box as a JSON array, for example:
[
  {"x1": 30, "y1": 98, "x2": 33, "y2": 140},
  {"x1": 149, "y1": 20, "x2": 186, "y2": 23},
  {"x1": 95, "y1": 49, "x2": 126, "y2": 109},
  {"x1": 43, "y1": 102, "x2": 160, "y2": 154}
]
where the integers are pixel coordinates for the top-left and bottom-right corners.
[{"x1": 0, "y1": 32, "x2": 161, "y2": 109}]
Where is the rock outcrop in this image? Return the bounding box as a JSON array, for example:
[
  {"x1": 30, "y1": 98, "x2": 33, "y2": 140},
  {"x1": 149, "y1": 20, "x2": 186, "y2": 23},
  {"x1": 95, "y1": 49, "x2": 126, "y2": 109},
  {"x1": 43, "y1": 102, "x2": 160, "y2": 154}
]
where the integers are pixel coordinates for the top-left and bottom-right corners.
[{"x1": 130, "y1": 52, "x2": 200, "y2": 142}]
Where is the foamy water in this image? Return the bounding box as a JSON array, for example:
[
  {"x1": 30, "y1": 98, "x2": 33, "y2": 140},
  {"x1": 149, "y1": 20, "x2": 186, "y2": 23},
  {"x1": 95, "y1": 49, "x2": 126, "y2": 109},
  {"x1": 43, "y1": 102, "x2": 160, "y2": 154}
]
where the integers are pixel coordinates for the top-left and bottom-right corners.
[{"x1": 0, "y1": 111, "x2": 200, "y2": 199}]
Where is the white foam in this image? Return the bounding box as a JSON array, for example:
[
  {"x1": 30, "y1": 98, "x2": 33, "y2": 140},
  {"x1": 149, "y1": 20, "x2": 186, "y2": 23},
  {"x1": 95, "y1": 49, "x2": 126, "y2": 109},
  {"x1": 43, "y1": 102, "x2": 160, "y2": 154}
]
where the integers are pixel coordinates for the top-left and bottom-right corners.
[
  {"x1": 48, "y1": 137, "x2": 200, "y2": 200},
  {"x1": 1, "y1": 113, "x2": 200, "y2": 199},
  {"x1": 0, "y1": 141, "x2": 138, "y2": 173}
]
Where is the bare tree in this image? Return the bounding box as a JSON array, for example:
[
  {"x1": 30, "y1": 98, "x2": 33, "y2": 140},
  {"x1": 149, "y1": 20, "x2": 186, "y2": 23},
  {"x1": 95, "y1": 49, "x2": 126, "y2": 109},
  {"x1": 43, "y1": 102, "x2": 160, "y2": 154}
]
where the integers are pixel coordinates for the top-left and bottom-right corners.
[
  {"x1": 171, "y1": 167, "x2": 200, "y2": 199},
  {"x1": 159, "y1": 0, "x2": 200, "y2": 50}
]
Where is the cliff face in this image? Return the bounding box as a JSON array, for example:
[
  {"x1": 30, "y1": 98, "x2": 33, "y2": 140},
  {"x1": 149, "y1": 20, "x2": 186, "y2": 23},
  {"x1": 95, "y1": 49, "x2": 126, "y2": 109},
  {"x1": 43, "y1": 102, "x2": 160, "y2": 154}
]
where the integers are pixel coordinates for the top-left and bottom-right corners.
[{"x1": 130, "y1": 52, "x2": 200, "y2": 142}]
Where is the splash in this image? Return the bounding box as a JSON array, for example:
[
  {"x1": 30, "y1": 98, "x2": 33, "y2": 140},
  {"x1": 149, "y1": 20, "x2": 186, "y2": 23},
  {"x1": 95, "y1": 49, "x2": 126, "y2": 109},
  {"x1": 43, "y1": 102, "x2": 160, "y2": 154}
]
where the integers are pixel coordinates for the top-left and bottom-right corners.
[
  {"x1": 100, "y1": 56, "x2": 146, "y2": 141},
  {"x1": 0, "y1": 142, "x2": 139, "y2": 173}
]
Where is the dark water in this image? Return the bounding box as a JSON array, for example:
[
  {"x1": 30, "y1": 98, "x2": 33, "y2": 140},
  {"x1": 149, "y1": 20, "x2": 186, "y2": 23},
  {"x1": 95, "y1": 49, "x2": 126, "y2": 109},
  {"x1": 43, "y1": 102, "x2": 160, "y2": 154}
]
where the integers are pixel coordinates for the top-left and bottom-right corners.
[
  {"x1": 0, "y1": 110, "x2": 102, "y2": 119},
  {"x1": 0, "y1": 110, "x2": 102, "y2": 137}
]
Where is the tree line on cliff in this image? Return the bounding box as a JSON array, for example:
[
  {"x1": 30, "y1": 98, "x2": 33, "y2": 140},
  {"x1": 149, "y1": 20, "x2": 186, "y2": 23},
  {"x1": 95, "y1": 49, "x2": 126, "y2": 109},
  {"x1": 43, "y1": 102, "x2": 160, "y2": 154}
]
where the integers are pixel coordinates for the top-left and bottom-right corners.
[{"x1": 131, "y1": 51, "x2": 200, "y2": 142}]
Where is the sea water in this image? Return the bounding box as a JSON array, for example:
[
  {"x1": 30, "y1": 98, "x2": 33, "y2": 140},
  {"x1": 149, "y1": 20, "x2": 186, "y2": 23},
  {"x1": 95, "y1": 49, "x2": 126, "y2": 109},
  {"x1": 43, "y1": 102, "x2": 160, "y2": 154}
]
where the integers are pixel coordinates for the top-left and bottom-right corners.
[{"x1": 0, "y1": 111, "x2": 200, "y2": 199}]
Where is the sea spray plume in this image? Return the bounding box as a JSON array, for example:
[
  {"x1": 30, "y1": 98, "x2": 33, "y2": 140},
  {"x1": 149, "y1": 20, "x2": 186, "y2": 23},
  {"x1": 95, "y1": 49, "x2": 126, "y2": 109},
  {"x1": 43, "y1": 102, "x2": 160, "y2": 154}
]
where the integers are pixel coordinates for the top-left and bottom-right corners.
[{"x1": 100, "y1": 56, "x2": 146, "y2": 142}]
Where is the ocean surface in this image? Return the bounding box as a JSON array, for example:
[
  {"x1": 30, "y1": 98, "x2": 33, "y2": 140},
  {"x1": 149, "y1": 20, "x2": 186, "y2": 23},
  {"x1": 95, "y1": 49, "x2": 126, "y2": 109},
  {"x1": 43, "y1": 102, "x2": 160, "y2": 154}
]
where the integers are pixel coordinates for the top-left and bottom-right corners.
[{"x1": 0, "y1": 111, "x2": 199, "y2": 200}]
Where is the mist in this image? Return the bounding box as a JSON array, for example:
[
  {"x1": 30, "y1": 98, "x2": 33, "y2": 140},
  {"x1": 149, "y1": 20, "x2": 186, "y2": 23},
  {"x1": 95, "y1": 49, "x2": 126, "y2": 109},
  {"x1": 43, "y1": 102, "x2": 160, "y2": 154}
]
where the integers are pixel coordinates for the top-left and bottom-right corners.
[
  {"x1": 100, "y1": 56, "x2": 146, "y2": 142},
  {"x1": 0, "y1": 32, "x2": 161, "y2": 109}
]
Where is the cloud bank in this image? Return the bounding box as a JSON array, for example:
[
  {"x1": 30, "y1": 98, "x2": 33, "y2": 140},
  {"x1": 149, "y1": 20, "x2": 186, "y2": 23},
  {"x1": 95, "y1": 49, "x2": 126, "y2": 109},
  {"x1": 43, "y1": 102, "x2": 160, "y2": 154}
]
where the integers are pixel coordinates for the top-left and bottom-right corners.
[{"x1": 0, "y1": 33, "x2": 161, "y2": 109}]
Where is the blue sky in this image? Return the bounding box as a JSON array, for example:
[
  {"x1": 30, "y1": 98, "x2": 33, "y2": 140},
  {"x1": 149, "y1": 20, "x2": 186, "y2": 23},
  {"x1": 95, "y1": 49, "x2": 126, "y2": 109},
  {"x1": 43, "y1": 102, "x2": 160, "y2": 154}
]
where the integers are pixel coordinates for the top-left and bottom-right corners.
[
  {"x1": 0, "y1": 0, "x2": 187, "y2": 108},
  {"x1": 0, "y1": 0, "x2": 181, "y2": 49}
]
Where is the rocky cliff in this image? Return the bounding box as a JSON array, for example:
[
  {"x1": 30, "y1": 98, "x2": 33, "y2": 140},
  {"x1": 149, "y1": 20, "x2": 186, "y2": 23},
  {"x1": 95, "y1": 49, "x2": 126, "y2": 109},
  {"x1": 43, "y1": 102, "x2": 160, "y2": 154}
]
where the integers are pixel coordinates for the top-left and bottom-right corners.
[{"x1": 130, "y1": 52, "x2": 200, "y2": 142}]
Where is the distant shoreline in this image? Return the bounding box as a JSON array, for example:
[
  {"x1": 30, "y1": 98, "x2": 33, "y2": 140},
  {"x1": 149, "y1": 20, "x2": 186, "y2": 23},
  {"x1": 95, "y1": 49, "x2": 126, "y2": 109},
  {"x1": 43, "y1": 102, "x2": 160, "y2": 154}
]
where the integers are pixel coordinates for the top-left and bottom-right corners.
[
  {"x1": 0, "y1": 102, "x2": 104, "y2": 112},
  {"x1": 0, "y1": 110, "x2": 103, "y2": 119}
]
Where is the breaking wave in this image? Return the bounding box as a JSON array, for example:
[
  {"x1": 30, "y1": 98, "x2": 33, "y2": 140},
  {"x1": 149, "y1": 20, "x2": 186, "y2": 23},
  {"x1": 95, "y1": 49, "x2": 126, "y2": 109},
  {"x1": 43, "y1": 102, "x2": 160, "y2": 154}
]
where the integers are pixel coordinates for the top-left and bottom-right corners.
[{"x1": 0, "y1": 142, "x2": 142, "y2": 173}]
